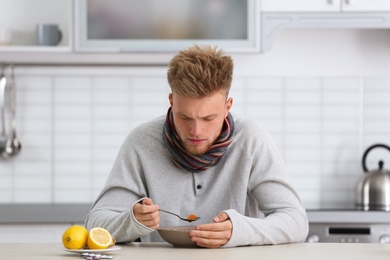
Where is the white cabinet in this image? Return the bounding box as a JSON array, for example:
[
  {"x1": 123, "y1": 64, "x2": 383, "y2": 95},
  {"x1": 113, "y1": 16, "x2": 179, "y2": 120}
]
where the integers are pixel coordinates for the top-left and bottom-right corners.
[
  {"x1": 262, "y1": 0, "x2": 390, "y2": 12},
  {"x1": 262, "y1": 0, "x2": 339, "y2": 12},
  {"x1": 0, "y1": 0, "x2": 259, "y2": 64},
  {"x1": 261, "y1": 0, "x2": 390, "y2": 52},
  {"x1": 73, "y1": 0, "x2": 259, "y2": 53},
  {"x1": 342, "y1": 0, "x2": 390, "y2": 12}
]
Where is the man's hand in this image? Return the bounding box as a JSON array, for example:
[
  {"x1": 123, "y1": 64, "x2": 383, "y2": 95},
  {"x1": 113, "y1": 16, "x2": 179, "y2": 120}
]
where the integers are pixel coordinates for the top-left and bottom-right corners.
[
  {"x1": 189, "y1": 212, "x2": 232, "y2": 248},
  {"x1": 133, "y1": 198, "x2": 160, "y2": 229}
]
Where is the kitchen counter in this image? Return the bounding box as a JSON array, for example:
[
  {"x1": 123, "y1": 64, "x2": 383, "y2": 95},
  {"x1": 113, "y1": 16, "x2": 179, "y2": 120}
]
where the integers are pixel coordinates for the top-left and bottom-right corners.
[
  {"x1": 0, "y1": 204, "x2": 91, "y2": 224},
  {"x1": 2, "y1": 242, "x2": 390, "y2": 260},
  {"x1": 1, "y1": 205, "x2": 369, "y2": 224},
  {"x1": 1, "y1": 203, "x2": 386, "y2": 225}
]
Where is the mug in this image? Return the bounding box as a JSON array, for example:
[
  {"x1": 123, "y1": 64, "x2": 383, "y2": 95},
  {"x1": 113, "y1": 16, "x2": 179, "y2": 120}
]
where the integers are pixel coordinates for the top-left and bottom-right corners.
[
  {"x1": 0, "y1": 28, "x2": 12, "y2": 45},
  {"x1": 36, "y1": 24, "x2": 62, "y2": 46}
]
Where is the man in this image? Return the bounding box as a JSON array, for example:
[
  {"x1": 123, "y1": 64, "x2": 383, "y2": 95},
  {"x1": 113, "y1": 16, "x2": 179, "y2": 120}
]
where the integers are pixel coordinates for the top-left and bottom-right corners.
[{"x1": 85, "y1": 45, "x2": 308, "y2": 248}]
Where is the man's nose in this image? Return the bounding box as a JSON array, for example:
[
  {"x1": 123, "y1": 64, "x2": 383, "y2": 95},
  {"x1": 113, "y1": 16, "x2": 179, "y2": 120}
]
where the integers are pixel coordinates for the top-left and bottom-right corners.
[{"x1": 190, "y1": 120, "x2": 202, "y2": 136}]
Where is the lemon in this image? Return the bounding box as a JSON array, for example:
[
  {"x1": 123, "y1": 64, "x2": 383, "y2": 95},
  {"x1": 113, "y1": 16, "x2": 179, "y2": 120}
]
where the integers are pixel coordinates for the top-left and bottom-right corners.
[
  {"x1": 87, "y1": 227, "x2": 114, "y2": 250},
  {"x1": 62, "y1": 225, "x2": 89, "y2": 249}
]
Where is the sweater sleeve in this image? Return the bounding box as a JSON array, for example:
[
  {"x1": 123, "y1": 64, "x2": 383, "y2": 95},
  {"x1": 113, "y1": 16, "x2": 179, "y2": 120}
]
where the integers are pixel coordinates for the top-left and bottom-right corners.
[
  {"x1": 85, "y1": 128, "x2": 155, "y2": 242},
  {"x1": 222, "y1": 121, "x2": 309, "y2": 247},
  {"x1": 85, "y1": 196, "x2": 154, "y2": 242},
  {"x1": 222, "y1": 200, "x2": 308, "y2": 247}
]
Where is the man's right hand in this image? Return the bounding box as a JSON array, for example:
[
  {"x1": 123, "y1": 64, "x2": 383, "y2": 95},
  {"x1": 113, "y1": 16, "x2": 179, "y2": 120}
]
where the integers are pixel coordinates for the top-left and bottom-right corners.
[{"x1": 133, "y1": 198, "x2": 160, "y2": 229}]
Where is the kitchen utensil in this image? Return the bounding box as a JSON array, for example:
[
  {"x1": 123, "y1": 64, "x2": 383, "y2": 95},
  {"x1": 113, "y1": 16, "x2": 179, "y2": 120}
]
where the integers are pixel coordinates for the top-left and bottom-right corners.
[
  {"x1": 159, "y1": 209, "x2": 200, "y2": 223},
  {"x1": 157, "y1": 226, "x2": 198, "y2": 248},
  {"x1": 0, "y1": 71, "x2": 7, "y2": 153},
  {"x1": 356, "y1": 144, "x2": 390, "y2": 211},
  {"x1": 3, "y1": 65, "x2": 21, "y2": 157}
]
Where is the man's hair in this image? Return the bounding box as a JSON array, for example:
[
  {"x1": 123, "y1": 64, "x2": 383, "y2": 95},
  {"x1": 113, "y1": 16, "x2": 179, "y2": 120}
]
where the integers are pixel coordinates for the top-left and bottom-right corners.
[{"x1": 167, "y1": 45, "x2": 234, "y2": 98}]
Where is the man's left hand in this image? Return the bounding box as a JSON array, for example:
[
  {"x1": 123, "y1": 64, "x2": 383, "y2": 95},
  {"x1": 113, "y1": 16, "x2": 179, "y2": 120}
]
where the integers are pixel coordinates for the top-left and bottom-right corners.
[{"x1": 189, "y1": 212, "x2": 232, "y2": 248}]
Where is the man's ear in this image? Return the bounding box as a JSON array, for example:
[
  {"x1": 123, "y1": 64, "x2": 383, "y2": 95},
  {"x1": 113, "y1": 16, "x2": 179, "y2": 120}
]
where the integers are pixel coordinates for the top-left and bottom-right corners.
[
  {"x1": 169, "y1": 93, "x2": 173, "y2": 106},
  {"x1": 226, "y1": 97, "x2": 233, "y2": 115}
]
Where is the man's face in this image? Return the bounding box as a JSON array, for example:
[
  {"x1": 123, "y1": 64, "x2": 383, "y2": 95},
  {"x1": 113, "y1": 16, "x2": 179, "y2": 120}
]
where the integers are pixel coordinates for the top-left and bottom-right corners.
[{"x1": 169, "y1": 91, "x2": 233, "y2": 155}]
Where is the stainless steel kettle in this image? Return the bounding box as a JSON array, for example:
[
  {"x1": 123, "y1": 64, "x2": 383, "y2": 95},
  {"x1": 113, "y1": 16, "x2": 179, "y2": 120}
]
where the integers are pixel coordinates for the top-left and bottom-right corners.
[{"x1": 356, "y1": 144, "x2": 390, "y2": 211}]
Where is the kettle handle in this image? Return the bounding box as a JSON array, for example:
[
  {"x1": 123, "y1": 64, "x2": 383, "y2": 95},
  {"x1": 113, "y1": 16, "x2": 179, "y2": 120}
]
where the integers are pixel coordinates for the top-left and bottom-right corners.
[{"x1": 362, "y1": 144, "x2": 390, "y2": 172}]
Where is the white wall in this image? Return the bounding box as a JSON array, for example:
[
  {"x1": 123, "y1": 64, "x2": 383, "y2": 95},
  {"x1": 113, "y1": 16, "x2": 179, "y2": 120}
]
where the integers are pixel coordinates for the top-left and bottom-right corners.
[{"x1": 0, "y1": 64, "x2": 390, "y2": 209}]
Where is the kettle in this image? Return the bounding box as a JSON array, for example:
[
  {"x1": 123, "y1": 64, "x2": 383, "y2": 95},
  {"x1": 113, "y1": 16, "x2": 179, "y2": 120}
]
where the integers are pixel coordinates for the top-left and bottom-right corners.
[{"x1": 356, "y1": 144, "x2": 390, "y2": 211}]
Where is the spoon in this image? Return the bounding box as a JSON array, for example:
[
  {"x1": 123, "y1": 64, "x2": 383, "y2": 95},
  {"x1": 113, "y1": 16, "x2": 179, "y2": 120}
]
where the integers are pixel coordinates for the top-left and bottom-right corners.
[{"x1": 159, "y1": 209, "x2": 201, "y2": 223}]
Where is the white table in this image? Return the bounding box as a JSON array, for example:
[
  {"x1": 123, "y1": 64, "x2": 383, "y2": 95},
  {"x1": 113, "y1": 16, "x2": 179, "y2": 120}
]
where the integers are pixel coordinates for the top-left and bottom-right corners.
[{"x1": 1, "y1": 242, "x2": 390, "y2": 260}]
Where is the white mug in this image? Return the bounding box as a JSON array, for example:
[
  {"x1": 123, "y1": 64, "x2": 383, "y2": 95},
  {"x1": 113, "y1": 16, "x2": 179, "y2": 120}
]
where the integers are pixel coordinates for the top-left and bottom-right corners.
[{"x1": 0, "y1": 28, "x2": 12, "y2": 45}]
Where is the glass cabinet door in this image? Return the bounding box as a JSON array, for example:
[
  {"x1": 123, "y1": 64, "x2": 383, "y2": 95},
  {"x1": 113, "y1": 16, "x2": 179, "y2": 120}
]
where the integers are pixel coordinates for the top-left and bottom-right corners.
[{"x1": 74, "y1": 0, "x2": 259, "y2": 53}]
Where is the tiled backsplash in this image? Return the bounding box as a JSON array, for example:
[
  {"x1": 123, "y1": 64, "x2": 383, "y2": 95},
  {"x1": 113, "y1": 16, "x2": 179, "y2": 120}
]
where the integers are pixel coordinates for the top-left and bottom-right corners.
[{"x1": 1, "y1": 67, "x2": 389, "y2": 209}]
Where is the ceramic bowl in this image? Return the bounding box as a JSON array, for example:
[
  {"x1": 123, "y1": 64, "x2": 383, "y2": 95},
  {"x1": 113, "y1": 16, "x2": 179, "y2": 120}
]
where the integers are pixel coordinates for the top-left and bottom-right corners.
[{"x1": 157, "y1": 226, "x2": 198, "y2": 247}]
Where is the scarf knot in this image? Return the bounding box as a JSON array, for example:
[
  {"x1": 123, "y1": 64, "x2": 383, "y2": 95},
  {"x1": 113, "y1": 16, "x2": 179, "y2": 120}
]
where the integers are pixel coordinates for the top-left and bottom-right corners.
[{"x1": 163, "y1": 107, "x2": 235, "y2": 173}]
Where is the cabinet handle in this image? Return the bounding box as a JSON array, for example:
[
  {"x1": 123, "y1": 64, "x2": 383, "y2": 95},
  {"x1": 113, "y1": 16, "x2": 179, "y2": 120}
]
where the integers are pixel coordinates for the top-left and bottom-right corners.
[{"x1": 345, "y1": 0, "x2": 352, "y2": 4}]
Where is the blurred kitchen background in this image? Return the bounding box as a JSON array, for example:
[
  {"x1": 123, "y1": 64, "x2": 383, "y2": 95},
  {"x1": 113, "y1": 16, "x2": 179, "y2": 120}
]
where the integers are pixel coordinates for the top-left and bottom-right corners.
[{"x1": 1, "y1": 0, "x2": 390, "y2": 242}]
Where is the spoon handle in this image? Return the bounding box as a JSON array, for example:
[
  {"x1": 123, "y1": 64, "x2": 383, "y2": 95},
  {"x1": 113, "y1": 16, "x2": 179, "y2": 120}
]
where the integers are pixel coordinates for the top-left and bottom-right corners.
[
  {"x1": 159, "y1": 209, "x2": 200, "y2": 222},
  {"x1": 159, "y1": 209, "x2": 182, "y2": 219}
]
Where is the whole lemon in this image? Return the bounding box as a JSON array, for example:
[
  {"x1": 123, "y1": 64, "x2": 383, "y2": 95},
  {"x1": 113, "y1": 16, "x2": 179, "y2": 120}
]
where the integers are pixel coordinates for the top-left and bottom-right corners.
[{"x1": 62, "y1": 225, "x2": 89, "y2": 249}]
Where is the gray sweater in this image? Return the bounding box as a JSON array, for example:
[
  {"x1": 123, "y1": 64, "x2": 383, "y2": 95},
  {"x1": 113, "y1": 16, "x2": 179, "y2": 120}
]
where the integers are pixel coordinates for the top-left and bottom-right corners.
[{"x1": 85, "y1": 114, "x2": 309, "y2": 247}]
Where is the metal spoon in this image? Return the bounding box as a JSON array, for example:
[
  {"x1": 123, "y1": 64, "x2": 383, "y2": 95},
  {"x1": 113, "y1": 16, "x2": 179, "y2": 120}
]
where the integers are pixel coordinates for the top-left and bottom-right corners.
[
  {"x1": 159, "y1": 209, "x2": 200, "y2": 223},
  {"x1": 4, "y1": 65, "x2": 21, "y2": 157}
]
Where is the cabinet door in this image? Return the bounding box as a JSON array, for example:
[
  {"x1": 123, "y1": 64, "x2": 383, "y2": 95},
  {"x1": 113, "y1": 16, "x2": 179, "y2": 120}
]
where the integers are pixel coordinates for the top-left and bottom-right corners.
[
  {"x1": 342, "y1": 0, "x2": 390, "y2": 12},
  {"x1": 262, "y1": 0, "x2": 340, "y2": 12}
]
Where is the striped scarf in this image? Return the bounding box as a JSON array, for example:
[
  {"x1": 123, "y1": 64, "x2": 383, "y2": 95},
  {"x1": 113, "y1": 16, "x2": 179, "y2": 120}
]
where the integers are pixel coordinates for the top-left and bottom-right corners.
[{"x1": 163, "y1": 107, "x2": 235, "y2": 173}]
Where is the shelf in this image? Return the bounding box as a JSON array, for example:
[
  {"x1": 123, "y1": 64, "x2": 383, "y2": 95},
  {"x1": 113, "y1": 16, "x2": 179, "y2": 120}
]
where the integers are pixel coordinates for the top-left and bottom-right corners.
[
  {"x1": 0, "y1": 46, "x2": 71, "y2": 53},
  {"x1": 0, "y1": 51, "x2": 172, "y2": 66}
]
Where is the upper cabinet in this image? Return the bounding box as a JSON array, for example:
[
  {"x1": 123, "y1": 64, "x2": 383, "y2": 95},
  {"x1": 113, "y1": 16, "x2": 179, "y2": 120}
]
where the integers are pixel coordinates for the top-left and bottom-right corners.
[
  {"x1": 0, "y1": 0, "x2": 259, "y2": 65},
  {"x1": 262, "y1": 0, "x2": 390, "y2": 12},
  {"x1": 74, "y1": 0, "x2": 259, "y2": 53},
  {"x1": 261, "y1": 0, "x2": 390, "y2": 51},
  {"x1": 342, "y1": 0, "x2": 390, "y2": 12},
  {"x1": 2, "y1": 0, "x2": 390, "y2": 62},
  {"x1": 262, "y1": 0, "x2": 340, "y2": 12}
]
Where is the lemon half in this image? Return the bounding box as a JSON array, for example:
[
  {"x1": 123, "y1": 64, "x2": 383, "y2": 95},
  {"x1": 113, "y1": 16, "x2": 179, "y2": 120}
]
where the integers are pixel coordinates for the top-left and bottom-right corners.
[{"x1": 87, "y1": 227, "x2": 114, "y2": 250}]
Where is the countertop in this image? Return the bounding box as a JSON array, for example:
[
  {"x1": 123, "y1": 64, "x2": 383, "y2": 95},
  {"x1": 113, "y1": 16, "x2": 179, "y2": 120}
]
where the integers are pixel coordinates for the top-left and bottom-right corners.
[
  {"x1": 0, "y1": 204, "x2": 92, "y2": 224},
  {"x1": 2, "y1": 242, "x2": 390, "y2": 260},
  {"x1": 0, "y1": 204, "x2": 389, "y2": 224}
]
